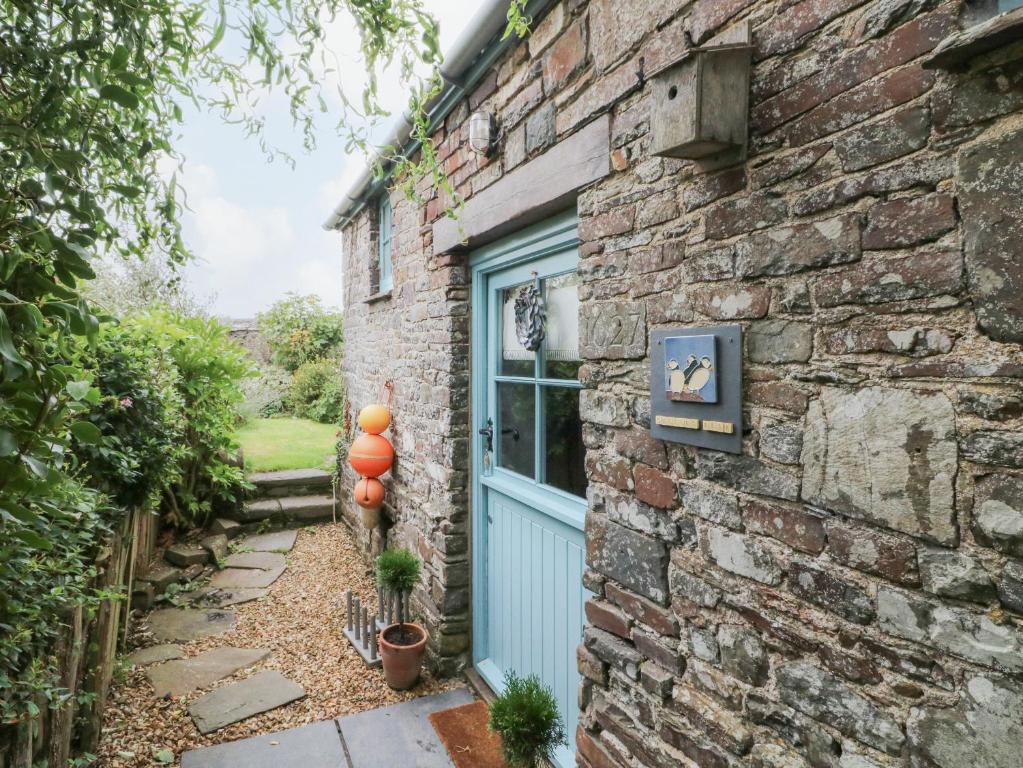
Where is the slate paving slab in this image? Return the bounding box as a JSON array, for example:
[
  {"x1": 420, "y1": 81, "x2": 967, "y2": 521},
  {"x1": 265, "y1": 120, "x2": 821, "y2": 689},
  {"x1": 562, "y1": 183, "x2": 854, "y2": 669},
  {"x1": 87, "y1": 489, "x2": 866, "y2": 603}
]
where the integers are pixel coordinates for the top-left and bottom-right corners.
[
  {"x1": 147, "y1": 608, "x2": 235, "y2": 643},
  {"x1": 165, "y1": 543, "x2": 210, "y2": 567},
  {"x1": 180, "y1": 720, "x2": 344, "y2": 768},
  {"x1": 126, "y1": 644, "x2": 183, "y2": 667},
  {"x1": 236, "y1": 529, "x2": 298, "y2": 553},
  {"x1": 209, "y1": 565, "x2": 286, "y2": 590},
  {"x1": 223, "y1": 551, "x2": 287, "y2": 570},
  {"x1": 147, "y1": 647, "x2": 270, "y2": 697},
  {"x1": 188, "y1": 670, "x2": 305, "y2": 734},
  {"x1": 336, "y1": 688, "x2": 473, "y2": 767},
  {"x1": 182, "y1": 587, "x2": 268, "y2": 608}
]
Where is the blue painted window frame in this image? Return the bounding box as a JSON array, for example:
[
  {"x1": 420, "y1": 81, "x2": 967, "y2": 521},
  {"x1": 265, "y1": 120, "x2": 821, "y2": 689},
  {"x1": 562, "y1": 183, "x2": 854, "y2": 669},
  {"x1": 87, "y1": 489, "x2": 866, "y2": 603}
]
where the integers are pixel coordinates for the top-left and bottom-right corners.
[{"x1": 377, "y1": 194, "x2": 393, "y2": 292}]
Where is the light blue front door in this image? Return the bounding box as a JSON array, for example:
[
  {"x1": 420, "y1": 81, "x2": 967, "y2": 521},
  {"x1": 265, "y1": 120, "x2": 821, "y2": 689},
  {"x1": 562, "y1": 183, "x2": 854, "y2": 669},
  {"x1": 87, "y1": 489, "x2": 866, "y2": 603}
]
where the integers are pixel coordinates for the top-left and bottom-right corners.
[{"x1": 471, "y1": 212, "x2": 587, "y2": 768}]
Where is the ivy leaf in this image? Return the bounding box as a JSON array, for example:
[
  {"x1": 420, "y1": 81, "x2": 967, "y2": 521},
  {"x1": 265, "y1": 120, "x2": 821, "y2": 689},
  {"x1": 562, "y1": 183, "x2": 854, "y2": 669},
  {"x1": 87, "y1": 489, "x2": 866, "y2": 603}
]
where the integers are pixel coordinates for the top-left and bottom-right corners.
[
  {"x1": 21, "y1": 454, "x2": 48, "y2": 479},
  {"x1": 0, "y1": 309, "x2": 27, "y2": 366},
  {"x1": 14, "y1": 529, "x2": 52, "y2": 551},
  {"x1": 70, "y1": 421, "x2": 102, "y2": 444},
  {"x1": 99, "y1": 84, "x2": 139, "y2": 109},
  {"x1": 0, "y1": 429, "x2": 17, "y2": 457},
  {"x1": 66, "y1": 380, "x2": 91, "y2": 400},
  {"x1": 153, "y1": 748, "x2": 174, "y2": 764}
]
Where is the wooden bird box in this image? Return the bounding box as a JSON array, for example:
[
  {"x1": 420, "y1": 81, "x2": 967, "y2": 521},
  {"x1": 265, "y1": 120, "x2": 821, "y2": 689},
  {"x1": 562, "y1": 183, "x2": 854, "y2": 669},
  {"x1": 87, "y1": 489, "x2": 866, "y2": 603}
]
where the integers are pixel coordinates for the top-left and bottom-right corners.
[{"x1": 649, "y1": 30, "x2": 752, "y2": 162}]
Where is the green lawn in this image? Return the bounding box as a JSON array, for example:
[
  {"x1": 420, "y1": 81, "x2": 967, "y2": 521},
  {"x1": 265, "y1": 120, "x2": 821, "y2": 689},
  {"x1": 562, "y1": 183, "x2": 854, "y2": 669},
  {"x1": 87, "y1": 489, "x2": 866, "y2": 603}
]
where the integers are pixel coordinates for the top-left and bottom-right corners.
[{"x1": 236, "y1": 417, "x2": 337, "y2": 473}]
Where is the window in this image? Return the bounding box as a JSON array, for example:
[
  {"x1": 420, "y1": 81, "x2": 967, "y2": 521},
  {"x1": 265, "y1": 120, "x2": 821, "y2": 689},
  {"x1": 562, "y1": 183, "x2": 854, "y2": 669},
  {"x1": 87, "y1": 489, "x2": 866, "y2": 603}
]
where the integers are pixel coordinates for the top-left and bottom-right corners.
[
  {"x1": 377, "y1": 194, "x2": 393, "y2": 292},
  {"x1": 496, "y1": 270, "x2": 586, "y2": 498}
]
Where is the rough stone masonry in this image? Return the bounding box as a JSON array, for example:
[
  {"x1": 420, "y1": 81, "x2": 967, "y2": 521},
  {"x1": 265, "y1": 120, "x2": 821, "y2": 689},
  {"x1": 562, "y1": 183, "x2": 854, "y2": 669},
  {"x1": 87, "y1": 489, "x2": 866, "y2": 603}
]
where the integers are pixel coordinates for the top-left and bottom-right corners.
[{"x1": 338, "y1": 0, "x2": 1023, "y2": 764}]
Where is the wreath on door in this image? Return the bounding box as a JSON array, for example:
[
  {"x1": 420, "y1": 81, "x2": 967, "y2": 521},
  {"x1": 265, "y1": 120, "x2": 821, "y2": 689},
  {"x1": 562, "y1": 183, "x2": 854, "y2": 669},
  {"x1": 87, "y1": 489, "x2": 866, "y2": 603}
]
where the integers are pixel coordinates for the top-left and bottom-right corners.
[{"x1": 514, "y1": 275, "x2": 546, "y2": 352}]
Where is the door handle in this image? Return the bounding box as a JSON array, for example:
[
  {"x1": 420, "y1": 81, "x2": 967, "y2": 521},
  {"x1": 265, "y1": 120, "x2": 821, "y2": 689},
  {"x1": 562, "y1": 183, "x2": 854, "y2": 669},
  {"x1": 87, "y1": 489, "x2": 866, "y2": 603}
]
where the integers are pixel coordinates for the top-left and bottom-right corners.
[{"x1": 479, "y1": 418, "x2": 494, "y2": 453}]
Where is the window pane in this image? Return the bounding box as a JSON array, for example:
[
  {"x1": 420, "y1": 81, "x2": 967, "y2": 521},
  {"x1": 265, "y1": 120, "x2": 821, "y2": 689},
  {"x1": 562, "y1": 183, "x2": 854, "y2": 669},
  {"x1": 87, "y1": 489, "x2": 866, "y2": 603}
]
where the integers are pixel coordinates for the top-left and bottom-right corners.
[
  {"x1": 543, "y1": 386, "x2": 586, "y2": 497},
  {"x1": 542, "y1": 271, "x2": 581, "y2": 380},
  {"x1": 498, "y1": 382, "x2": 535, "y2": 478},
  {"x1": 500, "y1": 283, "x2": 535, "y2": 377},
  {"x1": 379, "y1": 196, "x2": 393, "y2": 291}
]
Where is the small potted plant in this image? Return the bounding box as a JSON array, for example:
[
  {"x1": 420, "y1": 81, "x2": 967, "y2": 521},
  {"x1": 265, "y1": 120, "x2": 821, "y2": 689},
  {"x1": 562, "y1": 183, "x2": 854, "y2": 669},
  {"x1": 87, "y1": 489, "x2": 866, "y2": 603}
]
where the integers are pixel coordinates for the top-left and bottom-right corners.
[
  {"x1": 489, "y1": 671, "x2": 567, "y2": 768},
  {"x1": 375, "y1": 547, "x2": 428, "y2": 690}
]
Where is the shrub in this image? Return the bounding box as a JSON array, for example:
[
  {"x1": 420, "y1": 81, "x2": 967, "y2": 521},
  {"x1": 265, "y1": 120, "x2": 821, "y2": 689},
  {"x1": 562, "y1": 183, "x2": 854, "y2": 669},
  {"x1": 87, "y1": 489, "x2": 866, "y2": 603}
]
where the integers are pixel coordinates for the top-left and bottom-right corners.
[
  {"x1": 75, "y1": 321, "x2": 186, "y2": 510},
  {"x1": 257, "y1": 293, "x2": 344, "y2": 372},
  {"x1": 488, "y1": 672, "x2": 567, "y2": 768},
  {"x1": 239, "y1": 365, "x2": 292, "y2": 420},
  {"x1": 133, "y1": 311, "x2": 254, "y2": 528},
  {"x1": 376, "y1": 548, "x2": 421, "y2": 629},
  {"x1": 288, "y1": 358, "x2": 345, "y2": 424}
]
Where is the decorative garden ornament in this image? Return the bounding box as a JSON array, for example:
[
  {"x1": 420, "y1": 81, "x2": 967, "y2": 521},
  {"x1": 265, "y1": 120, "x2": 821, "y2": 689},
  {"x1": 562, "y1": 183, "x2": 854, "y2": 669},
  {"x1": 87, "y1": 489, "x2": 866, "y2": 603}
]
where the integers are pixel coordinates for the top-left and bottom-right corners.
[
  {"x1": 349, "y1": 433, "x2": 394, "y2": 478},
  {"x1": 514, "y1": 273, "x2": 546, "y2": 352},
  {"x1": 357, "y1": 403, "x2": 391, "y2": 435}
]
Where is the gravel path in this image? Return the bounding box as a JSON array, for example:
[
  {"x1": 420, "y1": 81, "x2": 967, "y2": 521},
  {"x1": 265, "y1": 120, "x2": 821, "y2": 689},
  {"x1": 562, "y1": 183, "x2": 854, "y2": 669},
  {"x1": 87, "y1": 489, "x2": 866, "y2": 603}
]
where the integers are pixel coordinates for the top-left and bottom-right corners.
[{"x1": 97, "y1": 523, "x2": 458, "y2": 767}]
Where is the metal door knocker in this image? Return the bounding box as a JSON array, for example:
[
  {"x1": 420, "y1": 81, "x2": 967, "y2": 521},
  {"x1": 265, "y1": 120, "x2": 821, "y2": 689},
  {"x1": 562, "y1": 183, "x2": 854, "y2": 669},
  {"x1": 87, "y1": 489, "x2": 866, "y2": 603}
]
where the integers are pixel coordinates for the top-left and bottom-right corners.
[{"x1": 514, "y1": 272, "x2": 546, "y2": 351}]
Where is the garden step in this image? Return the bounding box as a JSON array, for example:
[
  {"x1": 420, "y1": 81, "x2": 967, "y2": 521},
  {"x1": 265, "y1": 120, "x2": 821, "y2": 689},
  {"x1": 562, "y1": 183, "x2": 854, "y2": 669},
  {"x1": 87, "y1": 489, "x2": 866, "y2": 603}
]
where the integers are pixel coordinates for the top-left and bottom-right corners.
[
  {"x1": 232, "y1": 495, "x2": 335, "y2": 524},
  {"x1": 165, "y1": 543, "x2": 210, "y2": 568},
  {"x1": 147, "y1": 646, "x2": 270, "y2": 698},
  {"x1": 210, "y1": 518, "x2": 242, "y2": 539},
  {"x1": 248, "y1": 468, "x2": 332, "y2": 499}
]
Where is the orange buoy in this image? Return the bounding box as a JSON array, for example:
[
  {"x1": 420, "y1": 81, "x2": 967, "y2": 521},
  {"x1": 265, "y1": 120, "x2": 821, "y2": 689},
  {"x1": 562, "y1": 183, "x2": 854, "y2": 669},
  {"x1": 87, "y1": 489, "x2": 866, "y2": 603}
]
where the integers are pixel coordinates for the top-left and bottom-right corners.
[
  {"x1": 354, "y1": 477, "x2": 385, "y2": 509},
  {"x1": 349, "y1": 433, "x2": 394, "y2": 478},
  {"x1": 358, "y1": 403, "x2": 391, "y2": 435}
]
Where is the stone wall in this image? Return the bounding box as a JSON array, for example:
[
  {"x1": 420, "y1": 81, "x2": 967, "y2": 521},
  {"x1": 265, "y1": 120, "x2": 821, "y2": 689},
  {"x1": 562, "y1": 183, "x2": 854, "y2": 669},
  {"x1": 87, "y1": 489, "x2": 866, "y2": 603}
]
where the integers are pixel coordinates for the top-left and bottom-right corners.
[{"x1": 339, "y1": 0, "x2": 1023, "y2": 763}]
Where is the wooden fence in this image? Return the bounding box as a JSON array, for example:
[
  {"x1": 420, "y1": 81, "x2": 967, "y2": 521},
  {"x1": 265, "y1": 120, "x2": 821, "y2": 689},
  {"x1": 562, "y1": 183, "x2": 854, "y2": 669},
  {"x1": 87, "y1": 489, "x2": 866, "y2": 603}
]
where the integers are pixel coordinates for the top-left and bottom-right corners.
[{"x1": 0, "y1": 507, "x2": 158, "y2": 767}]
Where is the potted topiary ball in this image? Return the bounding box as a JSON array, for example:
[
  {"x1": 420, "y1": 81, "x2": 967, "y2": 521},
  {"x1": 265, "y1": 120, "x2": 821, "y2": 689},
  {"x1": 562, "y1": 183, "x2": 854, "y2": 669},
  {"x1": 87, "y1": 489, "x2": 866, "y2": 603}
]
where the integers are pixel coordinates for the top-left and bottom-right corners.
[
  {"x1": 375, "y1": 547, "x2": 428, "y2": 690},
  {"x1": 488, "y1": 671, "x2": 567, "y2": 768}
]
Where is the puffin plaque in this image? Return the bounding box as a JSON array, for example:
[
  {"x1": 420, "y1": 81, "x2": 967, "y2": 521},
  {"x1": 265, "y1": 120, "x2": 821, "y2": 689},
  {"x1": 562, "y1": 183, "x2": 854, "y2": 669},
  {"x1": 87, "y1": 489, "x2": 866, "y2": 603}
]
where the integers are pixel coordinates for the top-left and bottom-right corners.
[{"x1": 650, "y1": 325, "x2": 742, "y2": 453}]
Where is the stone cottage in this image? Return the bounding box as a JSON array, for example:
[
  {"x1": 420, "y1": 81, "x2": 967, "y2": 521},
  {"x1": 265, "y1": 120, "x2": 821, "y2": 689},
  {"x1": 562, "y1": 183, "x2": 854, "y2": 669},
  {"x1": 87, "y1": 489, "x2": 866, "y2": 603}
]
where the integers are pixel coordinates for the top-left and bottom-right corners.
[{"x1": 325, "y1": 1, "x2": 1023, "y2": 765}]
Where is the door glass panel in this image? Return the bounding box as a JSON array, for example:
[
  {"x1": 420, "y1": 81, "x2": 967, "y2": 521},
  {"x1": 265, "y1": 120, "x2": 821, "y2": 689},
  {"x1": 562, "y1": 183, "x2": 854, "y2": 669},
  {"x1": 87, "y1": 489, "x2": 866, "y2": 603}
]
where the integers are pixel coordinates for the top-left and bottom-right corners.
[
  {"x1": 500, "y1": 283, "x2": 536, "y2": 377},
  {"x1": 497, "y1": 382, "x2": 535, "y2": 478},
  {"x1": 542, "y1": 271, "x2": 581, "y2": 380},
  {"x1": 543, "y1": 386, "x2": 586, "y2": 497}
]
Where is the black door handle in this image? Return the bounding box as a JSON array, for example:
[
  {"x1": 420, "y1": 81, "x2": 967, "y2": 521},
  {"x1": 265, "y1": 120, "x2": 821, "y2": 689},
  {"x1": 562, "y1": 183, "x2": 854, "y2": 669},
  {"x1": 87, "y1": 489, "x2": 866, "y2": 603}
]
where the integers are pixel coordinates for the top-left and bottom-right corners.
[{"x1": 479, "y1": 418, "x2": 494, "y2": 452}]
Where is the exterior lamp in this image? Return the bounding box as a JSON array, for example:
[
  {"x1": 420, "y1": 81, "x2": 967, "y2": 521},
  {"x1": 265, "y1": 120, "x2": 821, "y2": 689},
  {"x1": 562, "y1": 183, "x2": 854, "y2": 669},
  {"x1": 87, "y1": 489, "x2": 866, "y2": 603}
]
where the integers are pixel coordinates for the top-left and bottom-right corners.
[{"x1": 468, "y1": 110, "x2": 496, "y2": 155}]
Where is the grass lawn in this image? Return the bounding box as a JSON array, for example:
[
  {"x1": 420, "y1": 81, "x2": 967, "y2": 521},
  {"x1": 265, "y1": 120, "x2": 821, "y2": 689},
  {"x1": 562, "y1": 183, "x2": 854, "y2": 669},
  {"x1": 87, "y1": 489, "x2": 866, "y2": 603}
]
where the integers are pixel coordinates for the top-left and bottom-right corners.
[{"x1": 237, "y1": 417, "x2": 337, "y2": 473}]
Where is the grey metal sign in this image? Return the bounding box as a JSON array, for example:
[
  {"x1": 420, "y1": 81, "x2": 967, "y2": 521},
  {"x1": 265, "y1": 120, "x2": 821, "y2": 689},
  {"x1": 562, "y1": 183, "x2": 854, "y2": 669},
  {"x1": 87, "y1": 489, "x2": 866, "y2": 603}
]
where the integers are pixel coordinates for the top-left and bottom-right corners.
[{"x1": 650, "y1": 325, "x2": 743, "y2": 453}]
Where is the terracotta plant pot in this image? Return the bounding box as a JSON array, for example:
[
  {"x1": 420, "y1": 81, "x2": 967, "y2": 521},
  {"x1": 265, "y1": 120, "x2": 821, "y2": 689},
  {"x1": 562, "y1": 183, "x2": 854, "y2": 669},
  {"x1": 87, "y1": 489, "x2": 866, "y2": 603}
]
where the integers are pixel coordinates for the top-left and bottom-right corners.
[
  {"x1": 360, "y1": 505, "x2": 381, "y2": 528},
  {"x1": 378, "y1": 622, "x2": 428, "y2": 690}
]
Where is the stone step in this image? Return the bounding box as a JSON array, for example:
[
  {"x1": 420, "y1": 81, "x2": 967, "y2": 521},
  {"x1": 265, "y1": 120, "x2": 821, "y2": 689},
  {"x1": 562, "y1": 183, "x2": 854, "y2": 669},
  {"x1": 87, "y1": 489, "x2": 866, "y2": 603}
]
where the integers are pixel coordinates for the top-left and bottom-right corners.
[
  {"x1": 147, "y1": 646, "x2": 270, "y2": 698},
  {"x1": 165, "y1": 543, "x2": 211, "y2": 568},
  {"x1": 229, "y1": 494, "x2": 335, "y2": 524},
  {"x1": 248, "y1": 468, "x2": 332, "y2": 499}
]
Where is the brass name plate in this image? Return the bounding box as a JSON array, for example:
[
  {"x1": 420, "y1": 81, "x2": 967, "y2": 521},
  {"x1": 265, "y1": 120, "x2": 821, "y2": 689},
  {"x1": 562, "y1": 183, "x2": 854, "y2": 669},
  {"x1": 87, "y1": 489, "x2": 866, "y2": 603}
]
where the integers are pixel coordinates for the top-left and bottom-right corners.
[
  {"x1": 702, "y1": 420, "x2": 735, "y2": 434},
  {"x1": 655, "y1": 415, "x2": 700, "y2": 430}
]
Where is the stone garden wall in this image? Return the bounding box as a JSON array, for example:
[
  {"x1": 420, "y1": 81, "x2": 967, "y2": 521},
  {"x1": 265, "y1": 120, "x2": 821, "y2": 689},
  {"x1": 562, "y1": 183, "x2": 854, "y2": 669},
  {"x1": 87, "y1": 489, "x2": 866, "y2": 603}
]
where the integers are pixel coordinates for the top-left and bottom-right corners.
[{"x1": 339, "y1": 0, "x2": 1023, "y2": 763}]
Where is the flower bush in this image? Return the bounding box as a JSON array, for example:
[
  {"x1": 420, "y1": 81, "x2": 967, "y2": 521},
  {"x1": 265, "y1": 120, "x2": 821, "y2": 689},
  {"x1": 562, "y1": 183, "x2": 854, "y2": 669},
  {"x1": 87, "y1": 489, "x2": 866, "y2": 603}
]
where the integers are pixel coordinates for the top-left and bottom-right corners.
[{"x1": 257, "y1": 293, "x2": 344, "y2": 373}]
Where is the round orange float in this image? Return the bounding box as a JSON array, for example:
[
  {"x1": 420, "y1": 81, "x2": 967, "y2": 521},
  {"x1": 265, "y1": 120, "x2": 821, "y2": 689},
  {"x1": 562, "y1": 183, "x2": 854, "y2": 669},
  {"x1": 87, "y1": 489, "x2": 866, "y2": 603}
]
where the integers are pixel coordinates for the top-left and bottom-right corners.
[
  {"x1": 349, "y1": 433, "x2": 394, "y2": 478},
  {"x1": 354, "y1": 477, "x2": 385, "y2": 509},
  {"x1": 358, "y1": 403, "x2": 391, "y2": 435}
]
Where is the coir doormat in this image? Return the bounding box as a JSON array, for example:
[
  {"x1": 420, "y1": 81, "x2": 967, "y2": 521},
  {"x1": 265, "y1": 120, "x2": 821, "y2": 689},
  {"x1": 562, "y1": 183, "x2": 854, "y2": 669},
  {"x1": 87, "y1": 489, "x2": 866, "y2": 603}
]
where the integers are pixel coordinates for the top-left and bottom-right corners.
[{"x1": 428, "y1": 700, "x2": 506, "y2": 768}]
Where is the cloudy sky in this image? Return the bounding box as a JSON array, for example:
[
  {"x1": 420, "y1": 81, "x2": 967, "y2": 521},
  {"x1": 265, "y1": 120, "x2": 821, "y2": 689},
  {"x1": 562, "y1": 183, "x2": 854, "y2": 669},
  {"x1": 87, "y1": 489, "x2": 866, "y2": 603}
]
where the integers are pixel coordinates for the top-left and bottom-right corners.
[{"x1": 174, "y1": 1, "x2": 470, "y2": 319}]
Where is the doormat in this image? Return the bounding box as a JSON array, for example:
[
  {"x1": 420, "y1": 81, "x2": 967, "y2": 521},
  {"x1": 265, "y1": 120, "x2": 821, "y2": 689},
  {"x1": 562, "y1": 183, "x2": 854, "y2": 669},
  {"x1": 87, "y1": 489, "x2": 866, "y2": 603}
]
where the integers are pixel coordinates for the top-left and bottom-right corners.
[{"x1": 428, "y1": 700, "x2": 506, "y2": 768}]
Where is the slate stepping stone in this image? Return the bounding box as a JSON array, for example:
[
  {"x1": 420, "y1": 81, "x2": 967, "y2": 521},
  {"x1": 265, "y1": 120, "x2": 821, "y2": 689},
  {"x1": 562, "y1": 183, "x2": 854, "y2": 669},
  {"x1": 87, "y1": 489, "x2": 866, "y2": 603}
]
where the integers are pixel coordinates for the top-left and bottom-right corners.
[
  {"x1": 337, "y1": 688, "x2": 473, "y2": 767},
  {"x1": 182, "y1": 587, "x2": 269, "y2": 608},
  {"x1": 126, "y1": 644, "x2": 183, "y2": 667},
  {"x1": 138, "y1": 564, "x2": 184, "y2": 591},
  {"x1": 180, "y1": 720, "x2": 344, "y2": 768},
  {"x1": 210, "y1": 518, "x2": 242, "y2": 539},
  {"x1": 236, "y1": 530, "x2": 298, "y2": 553},
  {"x1": 223, "y1": 551, "x2": 286, "y2": 570},
  {"x1": 147, "y1": 608, "x2": 236, "y2": 643},
  {"x1": 209, "y1": 565, "x2": 286, "y2": 590},
  {"x1": 201, "y1": 534, "x2": 229, "y2": 562},
  {"x1": 189, "y1": 670, "x2": 305, "y2": 734},
  {"x1": 147, "y1": 647, "x2": 270, "y2": 697},
  {"x1": 165, "y1": 543, "x2": 210, "y2": 567}
]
